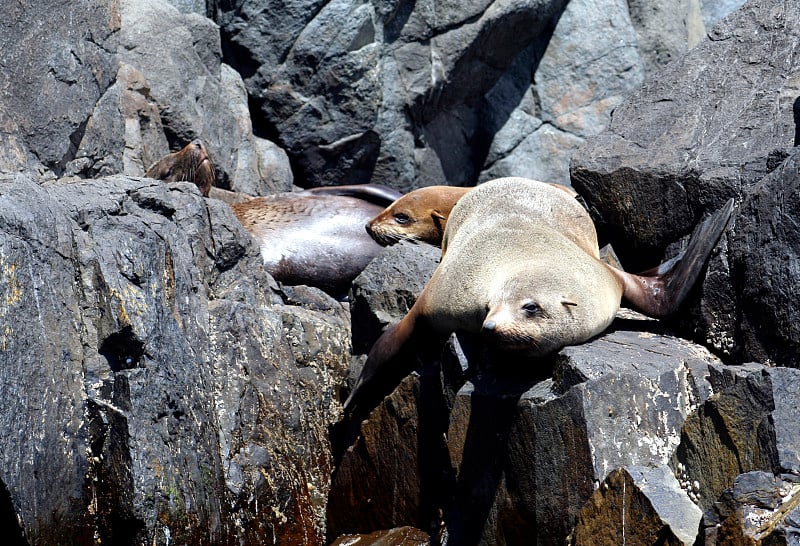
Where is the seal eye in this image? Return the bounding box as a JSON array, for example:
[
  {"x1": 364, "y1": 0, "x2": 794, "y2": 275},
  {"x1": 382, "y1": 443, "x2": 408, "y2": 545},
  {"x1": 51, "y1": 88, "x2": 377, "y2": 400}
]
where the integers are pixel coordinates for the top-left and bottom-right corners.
[
  {"x1": 394, "y1": 212, "x2": 411, "y2": 225},
  {"x1": 522, "y1": 302, "x2": 541, "y2": 317}
]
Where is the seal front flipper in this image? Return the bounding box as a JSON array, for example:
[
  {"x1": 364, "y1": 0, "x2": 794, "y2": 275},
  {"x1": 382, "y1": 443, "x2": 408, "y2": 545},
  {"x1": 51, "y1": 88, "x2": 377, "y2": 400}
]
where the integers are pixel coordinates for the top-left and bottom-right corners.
[
  {"x1": 343, "y1": 313, "x2": 420, "y2": 415},
  {"x1": 343, "y1": 311, "x2": 449, "y2": 416},
  {"x1": 610, "y1": 198, "x2": 734, "y2": 318},
  {"x1": 306, "y1": 184, "x2": 403, "y2": 207}
]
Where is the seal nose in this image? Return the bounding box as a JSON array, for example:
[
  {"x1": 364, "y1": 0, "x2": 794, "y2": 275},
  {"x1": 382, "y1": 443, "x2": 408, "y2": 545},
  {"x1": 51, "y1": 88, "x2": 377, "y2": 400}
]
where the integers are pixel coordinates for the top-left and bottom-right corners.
[
  {"x1": 191, "y1": 139, "x2": 204, "y2": 150},
  {"x1": 482, "y1": 319, "x2": 496, "y2": 332}
]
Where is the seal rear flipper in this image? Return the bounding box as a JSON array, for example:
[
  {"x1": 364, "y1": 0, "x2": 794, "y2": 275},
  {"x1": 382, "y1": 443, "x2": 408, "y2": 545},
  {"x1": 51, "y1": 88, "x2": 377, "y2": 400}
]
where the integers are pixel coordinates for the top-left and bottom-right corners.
[
  {"x1": 614, "y1": 198, "x2": 734, "y2": 318},
  {"x1": 306, "y1": 184, "x2": 403, "y2": 207}
]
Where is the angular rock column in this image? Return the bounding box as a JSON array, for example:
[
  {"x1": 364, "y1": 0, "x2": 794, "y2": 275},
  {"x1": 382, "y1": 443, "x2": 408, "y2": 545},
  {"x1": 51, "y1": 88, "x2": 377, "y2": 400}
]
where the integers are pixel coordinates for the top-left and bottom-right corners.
[
  {"x1": 329, "y1": 325, "x2": 722, "y2": 543},
  {"x1": 571, "y1": 0, "x2": 799, "y2": 265},
  {"x1": 0, "y1": 175, "x2": 351, "y2": 544},
  {"x1": 569, "y1": 466, "x2": 702, "y2": 545}
]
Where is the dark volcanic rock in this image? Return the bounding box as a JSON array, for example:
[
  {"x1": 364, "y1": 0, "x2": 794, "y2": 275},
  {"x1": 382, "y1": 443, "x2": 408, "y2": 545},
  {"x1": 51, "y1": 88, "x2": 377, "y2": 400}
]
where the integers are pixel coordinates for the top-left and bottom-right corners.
[
  {"x1": 671, "y1": 364, "x2": 800, "y2": 516},
  {"x1": 331, "y1": 324, "x2": 723, "y2": 544},
  {"x1": 701, "y1": 471, "x2": 800, "y2": 545},
  {"x1": 569, "y1": 466, "x2": 702, "y2": 545},
  {"x1": 0, "y1": 0, "x2": 292, "y2": 195},
  {"x1": 726, "y1": 149, "x2": 800, "y2": 366},
  {"x1": 331, "y1": 526, "x2": 431, "y2": 546},
  {"x1": 213, "y1": 0, "x2": 656, "y2": 190},
  {"x1": 211, "y1": 0, "x2": 718, "y2": 189},
  {"x1": 349, "y1": 241, "x2": 440, "y2": 355},
  {"x1": 212, "y1": 0, "x2": 569, "y2": 189},
  {"x1": 571, "y1": 0, "x2": 799, "y2": 267},
  {"x1": 0, "y1": 0, "x2": 118, "y2": 175},
  {"x1": 0, "y1": 174, "x2": 349, "y2": 544},
  {"x1": 117, "y1": 0, "x2": 293, "y2": 194}
]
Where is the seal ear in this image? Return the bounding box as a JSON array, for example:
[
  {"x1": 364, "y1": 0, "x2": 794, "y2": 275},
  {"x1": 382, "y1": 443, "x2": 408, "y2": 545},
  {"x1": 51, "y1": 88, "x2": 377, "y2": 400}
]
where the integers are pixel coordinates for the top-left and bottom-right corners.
[
  {"x1": 561, "y1": 299, "x2": 578, "y2": 307},
  {"x1": 431, "y1": 209, "x2": 447, "y2": 231}
]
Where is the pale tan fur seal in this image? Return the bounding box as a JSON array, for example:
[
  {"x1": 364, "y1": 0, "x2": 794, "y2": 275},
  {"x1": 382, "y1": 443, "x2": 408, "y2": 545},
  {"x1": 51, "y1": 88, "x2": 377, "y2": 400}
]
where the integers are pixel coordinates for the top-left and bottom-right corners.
[
  {"x1": 146, "y1": 139, "x2": 215, "y2": 197},
  {"x1": 230, "y1": 184, "x2": 402, "y2": 297},
  {"x1": 344, "y1": 177, "x2": 733, "y2": 412},
  {"x1": 366, "y1": 183, "x2": 578, "y2": 247}
]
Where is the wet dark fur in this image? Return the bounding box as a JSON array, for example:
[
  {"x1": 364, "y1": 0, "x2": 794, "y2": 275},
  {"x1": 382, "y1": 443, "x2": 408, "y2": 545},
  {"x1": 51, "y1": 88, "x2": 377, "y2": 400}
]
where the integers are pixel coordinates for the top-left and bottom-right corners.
[{"x1": 146, "y1": 139, "x2": 215, "y2": 197}]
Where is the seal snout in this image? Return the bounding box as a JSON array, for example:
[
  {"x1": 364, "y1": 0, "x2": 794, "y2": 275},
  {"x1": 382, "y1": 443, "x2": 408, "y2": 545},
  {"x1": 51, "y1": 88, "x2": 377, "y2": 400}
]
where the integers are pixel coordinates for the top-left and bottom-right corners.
[
  {"x1": 365, "y1": 218, "x2": 399, "y2": 246},
  {"x1": 482, "y1": 319, "x2": 497, "y2": 332},
  {"x1": 190, "y1": 140, "x2": 210, "y2": 161}
]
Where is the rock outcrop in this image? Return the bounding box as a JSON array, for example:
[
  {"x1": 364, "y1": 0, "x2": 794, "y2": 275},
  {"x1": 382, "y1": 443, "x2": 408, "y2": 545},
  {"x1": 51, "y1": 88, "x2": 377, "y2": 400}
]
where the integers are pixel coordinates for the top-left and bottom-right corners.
[
  {"x1": 211, "y1": 0, "x2": 717, "y2": 189},
  {"x1": 0, "y1": 0, "x2": 789, "y2": 544},
  {"x1": 0, "y1": 174, "x2": 350, "y2": 543},
  {"x1": 331, "y1": 307, "x2": 800, "y2": 544},
  {"x1": 0, "y1": 0, "x2": 118, "y2": 175},
  {"x1": 0, "y1": 0, "x2": 292, "y2": 194},
  {"x1": 571, "y1": 1, "x2": 800, "y2": 366}
]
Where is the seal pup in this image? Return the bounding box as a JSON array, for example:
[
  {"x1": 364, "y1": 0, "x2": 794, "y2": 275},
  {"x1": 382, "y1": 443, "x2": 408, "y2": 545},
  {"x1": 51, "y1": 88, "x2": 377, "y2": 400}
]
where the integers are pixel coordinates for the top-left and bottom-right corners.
[
  {"x1": 231, "y1": 185, "x2": 403, "y2": 297},
  {"x1": 344, "y1": 177, "x2": 734, "y2": 413},
  {"x1": 366, "y1": 183, "x2": 578, "y2": 247},
  {"x1": 146, "y1": 139, "x2": 215, "y2": 197}
]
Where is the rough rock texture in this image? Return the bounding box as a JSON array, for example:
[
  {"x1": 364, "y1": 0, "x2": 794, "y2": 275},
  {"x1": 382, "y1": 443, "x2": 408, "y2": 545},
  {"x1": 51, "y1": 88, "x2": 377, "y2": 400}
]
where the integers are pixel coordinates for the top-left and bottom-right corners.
[
  {"x1": 330, "y1": 526, "x2": 431, "y2": 546},
  {"x1": 724, "y1": 149, "x2": 800, "y2": 366},
  {"x1": 0, "y1": 0, "x2": 292, "y2": 195},
  {"x1": 627, "y1": 0, "x2": 705, "y2": 74},
  {"x1": 115, "y1": 0, "x2": 293, "y2": 193},
  {"x1": 701, "y1": 471, "x2": 800, "y2": 544},
  {"x1": 571, "y1": 0, "x2": 800, "y2": 265},
  {"x1": 349, "y1": 241, "x2": 440, "y2": 355},
  {"x1": 0, "y1": 0, "x2": 791, "y2": 543},
  {"x1": 477, "y1": 0, "x2": 645, "y2": 186},
  {"x1": 572, "y1": 1, "x2": 800, "y2": 367},
  {"x1": 331, "y1": 320, "x2": 800, "y2": 544},
  {"x1": 211, "y1": 0, "x2": 714, "y2": 189},
  {"x1": 569, "y1": 466, "x2": 702, "y2": 545},
  {"x1": 670, "y1": 365, "x2": 800, "y2": 511},
  {"x1": 0, "y1": 0, "x2": 118, "y2": 175},
  {"x1": 329, "y1": 322, "x2": 729, "y2": 543},
  {"x1": 0, "y1": 174, "x2": 349, "y2": 544}
]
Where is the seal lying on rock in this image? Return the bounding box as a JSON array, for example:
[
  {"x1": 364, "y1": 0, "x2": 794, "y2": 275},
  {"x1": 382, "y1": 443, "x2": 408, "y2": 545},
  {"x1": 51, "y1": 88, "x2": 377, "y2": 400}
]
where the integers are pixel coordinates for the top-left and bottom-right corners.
[
  {"x1": 147, "y1": 141, "x2": 403, "y2": 296},
  {"x1": 145, "y1": 139, "x2": 215, "y2": 197},
  {"x1": 231, "y1": 185, "x2": 402, "y2": 297},
  {"x1": 344, "y1": 177, "x2": 734, "y2": 413},
  {"x1": 366, "y1": 183, "x2": 577, "y2": 247}
]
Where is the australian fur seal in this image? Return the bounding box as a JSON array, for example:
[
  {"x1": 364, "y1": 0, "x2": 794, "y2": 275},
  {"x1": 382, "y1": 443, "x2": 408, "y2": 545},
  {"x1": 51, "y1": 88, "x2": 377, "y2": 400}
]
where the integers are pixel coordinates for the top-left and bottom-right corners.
[
  {"x1": 231, "y1": 185, "x2": 403, "y2": 296},
  {"x1": 145, "y1": 139, "x2": 215, "y2": 197},
  {"x1": 366, "y1": 183, "x2": 578, "y2": 247},
  {"x1": 147, "y1": 141, "x2": 403, "y2": 296},
  {"x1": 344, "y1": 177, "x2": 734, "y2": 413}
]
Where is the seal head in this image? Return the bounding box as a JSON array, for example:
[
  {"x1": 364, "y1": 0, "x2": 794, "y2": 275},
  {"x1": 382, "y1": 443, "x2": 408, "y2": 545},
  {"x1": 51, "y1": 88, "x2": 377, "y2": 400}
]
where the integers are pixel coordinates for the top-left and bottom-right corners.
[
  {"x1": 146, "y1": 139, "x2": 215, "y2": 197},
  {"x1": 366, "y1": 186, "x2": 472, "y2": 247}
]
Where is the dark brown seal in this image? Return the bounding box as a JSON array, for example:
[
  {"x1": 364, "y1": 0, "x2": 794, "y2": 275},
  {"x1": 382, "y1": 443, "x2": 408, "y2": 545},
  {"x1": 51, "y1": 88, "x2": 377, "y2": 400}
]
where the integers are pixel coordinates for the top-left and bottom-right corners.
[
  {"x1": 146, "y1": 139, "x2": 215, "y2": 197},
  {"x1": 231, "y1": 185, "x2": 403, "y2": 297},
  {"x1": 366, "y1": 182, "x2": 578, "y2": 247},
  {"x1": 344, "y1": 177, "x2": 733, "y2": 413}
]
